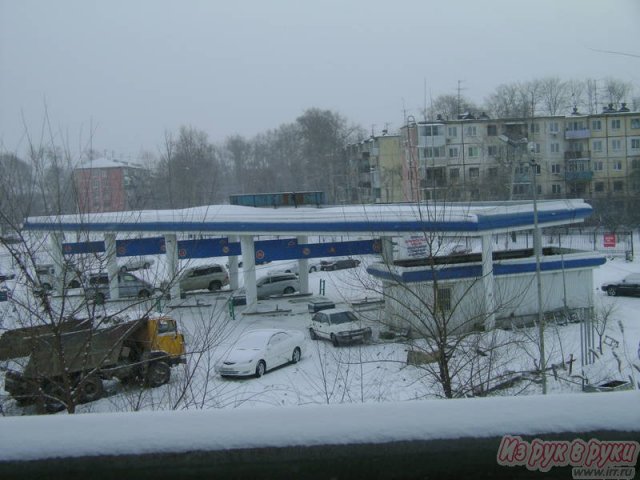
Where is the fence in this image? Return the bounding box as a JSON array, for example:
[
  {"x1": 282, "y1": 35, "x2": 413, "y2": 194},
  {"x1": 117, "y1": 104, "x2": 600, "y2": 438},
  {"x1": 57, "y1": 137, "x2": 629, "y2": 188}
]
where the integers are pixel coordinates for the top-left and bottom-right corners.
[{"x1": 490, "y1": 228, "x2": 634, "y2": 259}]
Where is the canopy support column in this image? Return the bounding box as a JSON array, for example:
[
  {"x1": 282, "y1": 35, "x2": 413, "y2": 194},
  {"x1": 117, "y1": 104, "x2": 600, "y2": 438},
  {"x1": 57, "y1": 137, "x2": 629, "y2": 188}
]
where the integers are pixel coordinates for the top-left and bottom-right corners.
[
  {"x1": 297, "y1": 236, "x2": 309, "y2": 294},
  {"x1": 105, "y1": 233, "x2": 119, "y2": 300},
  {"x1": 164, "y1": 234, "x2": 180, "y2": 300},
  {"x1": 227, "y1": 235, "x2": 239, "y2": 291},
  {"x1": 240, "y1": 236, "x2": 257, "y2": 313}
]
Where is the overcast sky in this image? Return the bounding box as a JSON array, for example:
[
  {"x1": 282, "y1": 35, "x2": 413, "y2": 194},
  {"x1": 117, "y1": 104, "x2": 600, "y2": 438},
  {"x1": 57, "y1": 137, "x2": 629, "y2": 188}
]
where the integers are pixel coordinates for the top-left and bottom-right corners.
[{"x1": 1, "y1": 0, "x2": 639, "y2": 159}]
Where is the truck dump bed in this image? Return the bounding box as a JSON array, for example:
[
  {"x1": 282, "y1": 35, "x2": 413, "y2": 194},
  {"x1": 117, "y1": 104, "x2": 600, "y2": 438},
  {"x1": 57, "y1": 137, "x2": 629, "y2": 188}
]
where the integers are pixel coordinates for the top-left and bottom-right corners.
[
  {"x1": 22, "y1": 319, "x2": 145, "y2": 379},
  {"x1": 0, "y1": 318, "x2": 90, "y2": 361}
]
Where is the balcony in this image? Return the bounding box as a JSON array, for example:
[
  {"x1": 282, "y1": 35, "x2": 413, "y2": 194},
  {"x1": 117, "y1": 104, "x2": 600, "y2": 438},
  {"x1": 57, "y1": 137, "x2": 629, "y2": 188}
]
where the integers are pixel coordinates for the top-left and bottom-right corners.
[
  {"x1": 565, "y1": 171, "x2": 593, "y2": 182},
  {"x1": 564, "y1": 150, "x2": 590, "y2": 160},
  {"x1": 565, "y1": 129, "x2": 590, "y2": 140}
]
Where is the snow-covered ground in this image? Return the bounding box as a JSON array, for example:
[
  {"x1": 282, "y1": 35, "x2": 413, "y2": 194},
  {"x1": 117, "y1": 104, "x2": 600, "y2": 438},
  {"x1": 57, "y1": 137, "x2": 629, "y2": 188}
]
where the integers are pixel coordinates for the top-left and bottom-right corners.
[
  {"x1": 1, "y1": 232, "x2": 640, "y2": 466},
  {"x1": 1, "y1": 233, "x2": 639, "y2": 418}
]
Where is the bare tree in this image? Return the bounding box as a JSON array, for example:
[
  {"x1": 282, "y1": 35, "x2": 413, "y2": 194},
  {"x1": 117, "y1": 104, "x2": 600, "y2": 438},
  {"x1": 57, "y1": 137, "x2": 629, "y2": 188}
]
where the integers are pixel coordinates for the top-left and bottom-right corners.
[{"x1": 538, "y1": 77, "x2": 569, "y2": 116}]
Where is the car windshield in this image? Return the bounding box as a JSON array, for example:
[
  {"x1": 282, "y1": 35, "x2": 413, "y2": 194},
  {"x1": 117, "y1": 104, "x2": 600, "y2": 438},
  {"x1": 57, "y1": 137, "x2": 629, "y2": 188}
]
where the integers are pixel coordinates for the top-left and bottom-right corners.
[
  {"x1": 329, "y1": 312, "x2": 358, "y2": 325},
  {"x1": 234, "y1": 332, "x2": 268, "y2": 350}
]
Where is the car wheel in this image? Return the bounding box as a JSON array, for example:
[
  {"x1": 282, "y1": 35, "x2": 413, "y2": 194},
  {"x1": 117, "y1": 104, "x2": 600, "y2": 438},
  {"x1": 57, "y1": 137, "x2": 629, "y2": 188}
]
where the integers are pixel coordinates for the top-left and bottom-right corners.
[
  {"x1": 146, "y1": 361, "x2": 171, "y2": 387},
  {"x1": 208, "y1": 280, "x2": 222, "y2": 291},
  {"x1": 606, "y1": 287, "x2": 617, "y2": 297},
  {"x1": 331, "y1": 334, "x2": 340, "y2": 347},
  {"x1": 309, "y1": 328, "x2": 318, "y2": 340},
  {"x1": 283, "y1": 286, "x2": 295, "y2": 295},
  {"x1": 138, "y1": 289, "x2": 150, "y2": 298},
  {"x1": 291, "y1": 347, "x2": 301, "y2": 363},
  {"x1": 120, "y1": 266, "x2": 128, "y2": 273},
  {"x1": 255, "y1": 360, "x2": 266, "y2": 378},
  {"x1": 76, "y1": 375, "x2": 104, "y2": 404},
  {"x1": 309, "y1": 266, "x2": 317, "y2": 273}
]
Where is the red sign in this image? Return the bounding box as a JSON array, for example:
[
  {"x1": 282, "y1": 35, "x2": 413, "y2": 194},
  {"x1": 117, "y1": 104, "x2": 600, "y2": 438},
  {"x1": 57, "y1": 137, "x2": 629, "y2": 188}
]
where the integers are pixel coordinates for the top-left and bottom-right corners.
[{"x1": 603, "y1": 233, "x2": 616, "y2": 248}]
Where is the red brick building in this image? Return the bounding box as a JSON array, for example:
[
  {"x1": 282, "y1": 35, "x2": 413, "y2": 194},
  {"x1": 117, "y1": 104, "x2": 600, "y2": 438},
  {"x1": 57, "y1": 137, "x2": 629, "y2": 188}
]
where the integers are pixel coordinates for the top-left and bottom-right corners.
[{"x1": 73, "y1": 158, "x2": 148, "y2": 213}]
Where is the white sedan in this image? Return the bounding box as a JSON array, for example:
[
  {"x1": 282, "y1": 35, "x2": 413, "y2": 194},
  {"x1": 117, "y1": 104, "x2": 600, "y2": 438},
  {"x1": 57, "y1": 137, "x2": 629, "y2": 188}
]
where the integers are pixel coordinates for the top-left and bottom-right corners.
[{"x1": 215, "y1": 329, "x2": 304, "y2": 378}]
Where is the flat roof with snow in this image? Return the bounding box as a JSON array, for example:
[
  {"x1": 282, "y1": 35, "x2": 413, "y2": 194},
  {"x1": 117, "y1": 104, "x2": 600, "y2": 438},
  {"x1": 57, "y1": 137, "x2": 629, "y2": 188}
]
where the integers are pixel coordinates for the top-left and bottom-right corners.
[{"x1": 23, "y1": 200, "x2": 592, "y2": 236}]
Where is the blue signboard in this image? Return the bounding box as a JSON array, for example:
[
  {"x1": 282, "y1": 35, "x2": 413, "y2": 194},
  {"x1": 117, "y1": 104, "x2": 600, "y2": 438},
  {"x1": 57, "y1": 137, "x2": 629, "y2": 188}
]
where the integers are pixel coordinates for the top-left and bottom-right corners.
[{"x1": 61, "y1": 237, "x2": 381, "y2": 261}]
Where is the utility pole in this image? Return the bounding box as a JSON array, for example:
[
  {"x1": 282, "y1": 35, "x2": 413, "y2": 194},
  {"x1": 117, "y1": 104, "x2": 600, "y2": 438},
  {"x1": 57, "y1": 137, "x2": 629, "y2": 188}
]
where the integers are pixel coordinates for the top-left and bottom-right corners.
[{"x1": 530, "y1": 153, "x2": 547, "y2": 394}]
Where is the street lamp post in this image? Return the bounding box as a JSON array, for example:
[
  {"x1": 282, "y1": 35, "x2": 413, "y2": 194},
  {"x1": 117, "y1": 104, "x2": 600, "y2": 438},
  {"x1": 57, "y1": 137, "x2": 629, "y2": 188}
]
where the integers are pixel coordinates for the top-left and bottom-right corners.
[
  {"x1": 499, "y1": 135, "x2": 547, "y2": 394},
  {"x1": 530, "y1": 155, "x2": 547, "y2": 395}
]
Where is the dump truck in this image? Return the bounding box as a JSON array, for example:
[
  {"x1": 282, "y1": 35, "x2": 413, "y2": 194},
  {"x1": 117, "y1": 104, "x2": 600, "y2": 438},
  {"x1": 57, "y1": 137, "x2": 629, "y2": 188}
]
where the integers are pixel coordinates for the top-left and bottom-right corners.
[{"x1": 2, "y1": 316, "x2": 186, "y2": 409}]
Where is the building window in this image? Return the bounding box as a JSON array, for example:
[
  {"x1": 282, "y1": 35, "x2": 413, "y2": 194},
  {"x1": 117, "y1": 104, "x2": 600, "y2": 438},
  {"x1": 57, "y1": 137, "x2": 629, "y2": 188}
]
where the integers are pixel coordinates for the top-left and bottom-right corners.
[
  {"x1": 549, "y1": 122, "x2": 559, "y2": 133},
  {"x1": 487, "y1": 125, "x2": 497, "y2": 136},
  {"x1": 425, "y1": 146, "x2": 445, "y2": 158},
  {"x1": 488, "y1": 167, "x2": 498, "y2": 177},
  {"x1": 612, "y1": 160, "x2": 622, "y2": 171},
  {"x1": 611, "y1": 119, "x2": 621, "y2": 130},
  {"x1": 633, "y1": 159, "x2": 640, "y2": 169},
  {"x1": 631, "y1": 139, "x2": 640, "y2": 149},
  {"x1": 631, "y1": 118, "x2": 640, "y2": 129},
  {"x1": 436, "y1": 287, "x2": 452, "y2": 312},
  {"x1": 421, "y1": 125, "x2": 442, "y2": 136},
  {"x1": 449, "y1": 168, "x2": 460, "y2": 179},
  {"x1": 469, "y1": 167, "x2": 480, "y2": 178},
  {"x1": 550, "y1": 143, "x2": 560, "y2": 154},
  {"x1": 465, "y1": 126, "x2": 477, "y2": 136},
  {"x1": 552, "y1": 184, "x2": 562, "y2": 194},
  {"x1": 592, "y1": 140, "x2": 603, "y2": 152},
  {"x1": 512, "y1": 184, "x2": 528, "y2": 195},
  {"x1": 613, "y1": 181, "x2": 624, "y2": 192},
  {"x1": 533, "y1": 143, "x2": 541, "y2": 154},
  {"x1": 448, "y1": 126, "x2": 457, "y2": 137},
  {"x1": 530, "y1": 123, "x2": 540, "y2": 134},
  {"x1": 611, "y1": 139, "x2": 622, "y2": 152},
  {"x1": 595, "y1": 182, "x2": 604, "y2": 192},
  {"x1": 487, "y1": 145, "x2": 498, "y2": 156},
  {"x1": 591, "y1": 119, "x2": 602, "y2": 131},
  {"x1": 551, "y1": 164, "x2": 561, "y2": 174},
  {"x1": 533, "y1": 163, "x2": 541, "y2": 175},
  {"x1": 449, "y1": 147, "x2": 459, "y2": 158},
  {"x1": 594, "y1": 161, "x2": 603, "y2": 171},
  {"x1": 468, "y1": 146, "x2": 479, "y2": 157}
]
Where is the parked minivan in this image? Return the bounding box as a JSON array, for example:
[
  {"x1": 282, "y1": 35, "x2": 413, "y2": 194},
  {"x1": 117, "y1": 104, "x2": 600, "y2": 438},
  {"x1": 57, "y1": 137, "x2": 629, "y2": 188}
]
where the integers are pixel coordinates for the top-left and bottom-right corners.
[
  {"x1": 177, "y1": 264, "x2": 229, "y2": 293},
  {"x1": 36, "y1": 263, "x2": 83, "y2": 290},
  {"x1": 87, "y1": 272, "x2": 155, "y2": 303},
  {"x1": 256, "y1": 273, "x2": 300, "y2": 299}
]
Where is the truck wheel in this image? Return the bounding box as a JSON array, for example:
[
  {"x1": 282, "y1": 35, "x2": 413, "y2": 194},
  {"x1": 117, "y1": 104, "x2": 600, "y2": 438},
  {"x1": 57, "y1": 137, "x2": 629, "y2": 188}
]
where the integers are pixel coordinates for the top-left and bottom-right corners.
[
  {"x1": 76, "y1": 375, "x2": 104, "y2": 403},
  {"x1": 606, "y1": 287, "x2": 617, "y2": 297},
  {"x1": 146, "y1": 361, "x2": 171, "y2": 387}
]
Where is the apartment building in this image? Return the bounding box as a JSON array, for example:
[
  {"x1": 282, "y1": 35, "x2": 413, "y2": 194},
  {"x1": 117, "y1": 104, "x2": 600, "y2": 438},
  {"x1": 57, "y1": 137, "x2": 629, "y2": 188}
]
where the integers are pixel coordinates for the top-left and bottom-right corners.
[
  {"x1": 73, "y1": 157, "x2": 149, "y2": 213},
  {"x1": 345, "y1": 132, "x2": 403, "y2": 203},
  {"x1": 395, "y1": 105, "x2": 640, "y2": 221}
]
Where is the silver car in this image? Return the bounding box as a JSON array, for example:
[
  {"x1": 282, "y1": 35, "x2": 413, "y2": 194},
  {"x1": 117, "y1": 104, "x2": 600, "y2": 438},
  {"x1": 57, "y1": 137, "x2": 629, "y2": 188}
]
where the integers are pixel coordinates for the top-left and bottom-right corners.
[
  {"x1": 256, "y1": 273, "x2": 300, "y2": 299},
  {"x1": 177, "y1": 264, "x2": 229, "y2": 292},
  {"x1": 87, "y1": 272, "x2": 154, "y2": 303}
]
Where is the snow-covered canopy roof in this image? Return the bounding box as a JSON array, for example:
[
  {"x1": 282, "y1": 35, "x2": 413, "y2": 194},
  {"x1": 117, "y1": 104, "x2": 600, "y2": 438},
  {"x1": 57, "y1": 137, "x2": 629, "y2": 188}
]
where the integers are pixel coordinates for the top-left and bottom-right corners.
[{"x1": 23, "y1": 200, "x2": 592, "y2": 236}]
